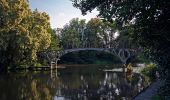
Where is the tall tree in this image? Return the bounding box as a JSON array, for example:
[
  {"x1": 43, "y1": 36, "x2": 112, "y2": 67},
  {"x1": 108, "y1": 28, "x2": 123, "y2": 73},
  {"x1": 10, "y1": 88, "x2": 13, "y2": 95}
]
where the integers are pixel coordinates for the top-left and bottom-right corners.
[
  {"x1": 99, "y1": 20, "x2": 118, "y2": 48},
  {"x1": 0, "y1": 0, "x2": 52, "y2": 70},
  {"x1": 85, "y1": 18, "x2": 102, "y2": 48},
  {"x1": 48, "y1": 28, "x2": 60, "y2": 51},
  {"x1": 60, "y1": 18, "x2": 85, "y2": 49},
  {"x1": 60, "y1": 18, "x2": 126, "y2": 49}
]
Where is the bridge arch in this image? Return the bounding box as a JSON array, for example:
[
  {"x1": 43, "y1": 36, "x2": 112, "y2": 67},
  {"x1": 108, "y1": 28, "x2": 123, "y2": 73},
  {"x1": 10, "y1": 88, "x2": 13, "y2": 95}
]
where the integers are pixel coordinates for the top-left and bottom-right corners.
[
  {"x1": 39, "y1": 48, "x2": 138, "y2": 68},
  {"x1": 58, "y1": 48, "x2": 136, "y2": 64}
]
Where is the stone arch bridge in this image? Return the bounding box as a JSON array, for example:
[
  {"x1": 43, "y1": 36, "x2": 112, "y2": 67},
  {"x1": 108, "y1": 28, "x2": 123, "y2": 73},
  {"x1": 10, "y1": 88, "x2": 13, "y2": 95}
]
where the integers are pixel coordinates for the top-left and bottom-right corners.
[{"x1": 38, "y1": 48, "x2": 140, "y2": 68}]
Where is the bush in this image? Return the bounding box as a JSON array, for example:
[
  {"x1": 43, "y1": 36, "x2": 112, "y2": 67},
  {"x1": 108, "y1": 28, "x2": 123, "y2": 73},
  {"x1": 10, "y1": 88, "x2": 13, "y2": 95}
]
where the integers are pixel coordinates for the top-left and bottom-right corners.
[
  {"x1": 127, "y1": 63, "x2": 133, "y2": 74},
  {"x1": 140, "y1": 63, "x2": 157, "y2": 80},
  {"x1": 33, "y1": 63, "x2": 42, "y2": 67}
]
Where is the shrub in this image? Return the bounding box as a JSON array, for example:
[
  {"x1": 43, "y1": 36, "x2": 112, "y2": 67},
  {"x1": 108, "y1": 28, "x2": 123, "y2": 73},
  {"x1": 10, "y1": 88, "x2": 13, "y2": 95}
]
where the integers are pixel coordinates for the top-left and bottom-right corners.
[
  {"x1": 127, "y1": 63, "x2": 133, "y2": 74},
  {"x1": 140, "y1": 63, "x2": 157, "y2": 80}
]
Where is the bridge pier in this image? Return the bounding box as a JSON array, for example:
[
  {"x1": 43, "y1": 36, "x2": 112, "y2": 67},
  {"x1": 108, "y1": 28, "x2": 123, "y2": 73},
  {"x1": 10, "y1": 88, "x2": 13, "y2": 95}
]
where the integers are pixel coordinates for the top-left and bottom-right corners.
[
  {"x1": 50, "y1": 67, "x2": 58, "y2": 78},
  {"x1": 55, "y1": 58, "x2": 60, "y2": 69},
  {"x1": 50, "y1": 58, "x2": 60, "y2": 69},
  {"x1": 50, "y1": 61, "x2": 54, "y2": 69},
  {"x1": 116, "y1": 49, "x2": 131, "y2": 73},
  {"x1": 50, "y1": 60, "x2": 58, "y2": 78}
]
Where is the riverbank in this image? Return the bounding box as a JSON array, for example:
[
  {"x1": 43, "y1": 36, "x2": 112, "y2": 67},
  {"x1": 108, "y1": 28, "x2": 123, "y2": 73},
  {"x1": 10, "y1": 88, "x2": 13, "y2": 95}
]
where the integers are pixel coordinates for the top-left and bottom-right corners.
[
  {"x1": 103, "y1": 66, "x2": 145, "y2": 73},
  {"x1": 8, "y1": 64, "x2": 124, "y2": 71}
]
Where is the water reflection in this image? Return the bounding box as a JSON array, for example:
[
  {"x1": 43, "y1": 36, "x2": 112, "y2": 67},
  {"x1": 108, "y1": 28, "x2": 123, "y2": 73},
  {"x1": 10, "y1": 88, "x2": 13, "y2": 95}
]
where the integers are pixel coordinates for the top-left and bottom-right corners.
[{"x1": 0, "y1": 65, "x2": 150, "y2": 100}]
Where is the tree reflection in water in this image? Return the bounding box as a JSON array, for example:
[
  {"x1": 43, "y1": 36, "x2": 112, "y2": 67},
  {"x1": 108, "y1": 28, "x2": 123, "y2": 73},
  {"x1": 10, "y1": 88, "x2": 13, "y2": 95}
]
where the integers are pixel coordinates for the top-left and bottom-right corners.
[
  {"x1": 0, "y1": 66, "x2": 150, "y2": 100},
  {"x1": 52, "y1": 68, "x2": 149, "y2": 100}
]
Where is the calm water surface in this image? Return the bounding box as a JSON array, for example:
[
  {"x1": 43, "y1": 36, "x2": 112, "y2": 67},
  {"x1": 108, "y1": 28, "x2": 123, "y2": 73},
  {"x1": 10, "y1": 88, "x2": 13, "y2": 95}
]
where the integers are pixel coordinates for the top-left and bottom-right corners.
[{"x1": 0, "y1": 65, "x2": 150, "y2": 100}]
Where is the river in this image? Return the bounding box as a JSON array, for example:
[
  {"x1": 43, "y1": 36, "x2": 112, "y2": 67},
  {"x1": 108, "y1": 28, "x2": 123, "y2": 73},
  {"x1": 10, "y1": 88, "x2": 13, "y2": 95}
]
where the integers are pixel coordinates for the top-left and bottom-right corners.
[{"x1": 0, "y1": 65, "x2": 150, "y2": 100}]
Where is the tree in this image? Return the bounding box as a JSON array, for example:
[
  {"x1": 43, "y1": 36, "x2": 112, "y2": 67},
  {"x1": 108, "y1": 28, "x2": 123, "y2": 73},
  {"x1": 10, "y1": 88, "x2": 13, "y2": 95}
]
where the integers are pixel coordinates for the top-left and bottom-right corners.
[
  {"x1": 84, "y1": 18, "x2": 102, "y2": 48},
  {"x1": 47, "y1": 28, "x2": 60, "y2": 51},
  {"x1": 71, "y1": 0, "x2": 170, "y2": 98},
  {"x1": 99, "y1": 20, "x2": 118, "y2": 48},
  {"x1": 28, "y1": 10, "x2": 51, "y2": 62},
  {"x1": 60, "y1": 18, "x2": 85, "y2": 49},
  {"x1": 0, "y1": 0, "x2": 31, "y2": 69},
  {"x1": 0, "y1": 0, "x2": 52, "y2": 70},
  {"x1": 60, "y1": 17, "x2": 120, "y2": 49}
]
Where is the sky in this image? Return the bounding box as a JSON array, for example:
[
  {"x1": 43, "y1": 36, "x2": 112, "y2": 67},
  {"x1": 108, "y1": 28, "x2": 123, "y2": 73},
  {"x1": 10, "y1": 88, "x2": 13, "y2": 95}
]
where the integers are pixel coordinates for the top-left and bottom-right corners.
[{"x1": 29, "y1": 0, "x2": 98, "y2": 28}]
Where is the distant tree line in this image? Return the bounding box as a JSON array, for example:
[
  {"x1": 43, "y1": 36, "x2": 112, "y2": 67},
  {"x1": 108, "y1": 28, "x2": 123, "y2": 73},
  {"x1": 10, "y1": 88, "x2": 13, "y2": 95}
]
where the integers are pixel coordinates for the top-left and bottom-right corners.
[{"x1": 59, "y1": 18, "x2": 136, "y2": 49}]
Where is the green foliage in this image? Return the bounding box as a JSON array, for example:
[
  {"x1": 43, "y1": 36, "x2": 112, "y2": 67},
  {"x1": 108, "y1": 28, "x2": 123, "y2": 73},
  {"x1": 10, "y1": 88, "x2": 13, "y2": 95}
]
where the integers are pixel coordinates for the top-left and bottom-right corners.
[
  {"x1": 84, "y1": 18, "x2": 102, "y2": 48},
  {"x1": 60, "y1": 18, "x2": 85, "y2": 48},
  {"x1": 48, "y1": 28, "x2": 60, "y2": 51},
  {"x1": 60, "y1": 18, "x2": 123, "y2": 49},
  {"x1": 0, "y1": 0, "x2": 54, "y2": 70},
  {"x1": 135, "y1": 53, "x2": 151, "y2": 63},
  {"x1": 60, "y1": 17, "x2": 137, "y2": 50},
  {"x1": 32, "y1": 63, "x2": 42, "y2": 67},
  {"x1": 140, "y1": 63, "x2": 157, "y2": 80}
]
